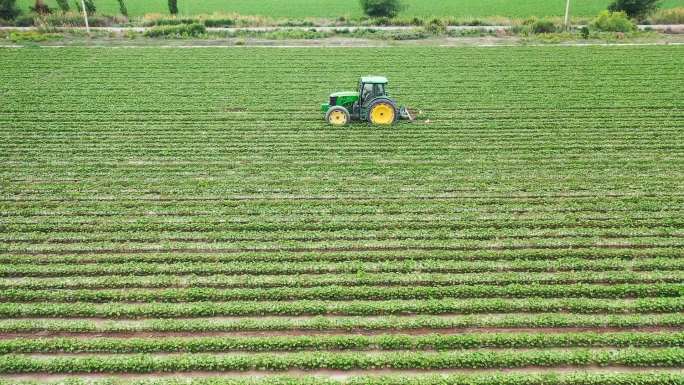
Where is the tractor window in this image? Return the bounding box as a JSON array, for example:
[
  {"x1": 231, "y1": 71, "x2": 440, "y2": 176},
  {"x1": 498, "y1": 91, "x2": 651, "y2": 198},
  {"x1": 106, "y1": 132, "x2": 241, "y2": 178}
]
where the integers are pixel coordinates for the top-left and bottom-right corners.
[
  {"x1": 361, "y1": 83, "x2": 373, "y2": 101},
  {"x1": 362, "y1": 83, "x2": 386, "y2": 103}
]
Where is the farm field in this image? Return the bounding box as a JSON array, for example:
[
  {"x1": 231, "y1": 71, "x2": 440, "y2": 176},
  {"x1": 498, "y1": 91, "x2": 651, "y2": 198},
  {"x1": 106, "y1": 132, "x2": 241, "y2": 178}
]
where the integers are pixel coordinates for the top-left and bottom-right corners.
[
  {"x1": 13, "y1": 0, "x2": 684, "y2": 18},
  {"x1": 0, "y1": 45, "x2": 683, "y2": 384}
]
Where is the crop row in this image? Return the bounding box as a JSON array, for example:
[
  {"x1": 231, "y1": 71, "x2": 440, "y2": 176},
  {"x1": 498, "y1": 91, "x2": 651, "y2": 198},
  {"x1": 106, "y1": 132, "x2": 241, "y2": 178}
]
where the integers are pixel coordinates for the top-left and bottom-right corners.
[
  {"x1": 3, "y1": 191, "x2": 680, "y2": 202},
  {"x1": 4, "y1": 193, "x2": 680, "y2": 212},
  {"x1": 1, "y1": 349, "x2": 683, "y2": 373},
  {"x1": 1, "y1": 298, "x2": 682, "y2": 318},
  {"x1": 0, "y1": 258, "x2": 681, "y2": 277},
  {"x1": 1, "y1": 284, "x2": 680, "y2": 303},
  {"x1": 2, "y1": 247, "x2": 683, "y2": 265},
  {"x1": 3, "y1": 373, "x2": 683, "y2": 385},
  {"x1": 3, "y1": 332, "x2": 684, "y2": 354},
  {"x1": 3, "y1": 214, "x2": 683, "y2": 230},
  {"x1": 2, "y1": 271, "x2": 681, "y2": 290},
  {"x1": 5, "y1": 226, "x2": 683, "y2": 245},
  {"x1": 3, "y1": 175, "x2": 682, "y2": 193},
  {"x1": 6, "y1": 131, "x2": 680, "y2": 139},
  {"x1": 5, "y1": 237, "x2": 682, "y2": 256},
  {"x1": 1, "y1": 314, "x2": 682, "y2": 334}
]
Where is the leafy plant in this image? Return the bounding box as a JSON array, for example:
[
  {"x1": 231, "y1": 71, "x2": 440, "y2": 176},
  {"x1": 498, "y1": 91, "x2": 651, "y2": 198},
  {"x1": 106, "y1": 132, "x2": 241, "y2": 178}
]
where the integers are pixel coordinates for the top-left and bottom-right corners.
[
  {"x1": 531, "y1": 19, "x2": 556, "y2": 33},
  {"x1": 359, "y1": 0, "x2": 405, "y2": 18},
  {"x1": 55, "y1": 0, "x2": 69, "y2": 12},
  {"x1": 144, "y1": 23, "x2": 206, "y2": 38},
  {"x1": 424, "y1": 18, "x2": 446, "y2": 34},
  {"x1": 592, "y1": 10, "x2": 636, "y2": 32},
  {"x1": 117, "y1": 0, "x2": 127, "y2": 17},
  {"x1": 74, "y1": 0, "x2": 96, "y2": 15},
  {"x1": 168, "y1": 0, "x2": 178, "y2": 15},
  {"x1": 0, "y1": 0, "x2": 20, "y2": 20},
  {"x1": 30, "y1": 0, "x2": 51, "y2": 14},
  {"x1": 608, "y1": 0, "x2": 661, "y2": 20},
  {"x1": 580, "y1": 26, "x2": 590, "y2": 39},
  {"x1": 648, "y1": 7, "x2": 684, "y2": 23}
]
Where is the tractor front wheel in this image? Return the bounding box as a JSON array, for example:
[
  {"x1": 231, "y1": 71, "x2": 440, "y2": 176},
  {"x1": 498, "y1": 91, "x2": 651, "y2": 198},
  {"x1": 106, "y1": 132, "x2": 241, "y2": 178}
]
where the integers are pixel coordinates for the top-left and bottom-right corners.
[
  {"x1": 367, "y1": 98, "x2": 398, "y2": 125},
  {"x1": 326, "y1": 106, "x2": 350, "y2": 126}
]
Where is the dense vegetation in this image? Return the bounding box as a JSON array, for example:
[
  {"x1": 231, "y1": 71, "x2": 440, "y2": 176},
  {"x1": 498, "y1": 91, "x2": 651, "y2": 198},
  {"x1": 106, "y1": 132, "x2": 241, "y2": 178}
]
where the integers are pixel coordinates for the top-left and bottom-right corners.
[
  {"x1": 11, "y1": 0, "x2": 684, "y2": 18},
  {"x1": 0, "y1": 45, "x2": 682, "y2": 383}
]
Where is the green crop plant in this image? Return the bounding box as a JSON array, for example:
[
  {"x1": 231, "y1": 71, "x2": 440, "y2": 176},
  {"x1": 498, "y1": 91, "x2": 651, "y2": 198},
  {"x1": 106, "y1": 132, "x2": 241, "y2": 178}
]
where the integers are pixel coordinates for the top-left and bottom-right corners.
[
  {"x1": 0, "y1": 45, "x2": 682, "y2": 381},
  {"x1": 0, "y1": 283, "x2": 680, "y2": 303},
  {"x1": 1, "y1": 313, "x2": 683, "y2": 334},
  {"x1": 1, "y1": 332, "x2": 683, "y2": 354},
  {"x1": 0, "y1": 349, "x2": 683, "y2": 374},
  {"x1": 3, "y1": 373, "x2": 684, "y2": 385},
  {"x1": 1, "y1": 298, "x2": 683, "y2": 318}
]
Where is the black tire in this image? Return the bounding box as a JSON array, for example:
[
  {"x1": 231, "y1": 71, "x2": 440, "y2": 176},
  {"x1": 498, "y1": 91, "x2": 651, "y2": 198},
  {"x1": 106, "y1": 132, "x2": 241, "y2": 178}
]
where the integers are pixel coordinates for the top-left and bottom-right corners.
[
  {"x1": 325, "y1": 106, "x2": 351, "y2": 126},
  {"x1": 366, "y1": 98, "x2": 399, "y2": 125}
]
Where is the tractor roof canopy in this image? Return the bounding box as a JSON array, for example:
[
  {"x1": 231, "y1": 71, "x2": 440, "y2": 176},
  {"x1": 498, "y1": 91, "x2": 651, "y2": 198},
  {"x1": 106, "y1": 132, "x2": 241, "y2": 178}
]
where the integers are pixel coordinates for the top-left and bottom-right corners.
[{"x1": 361, "y1": 76, "x2": 388, "y2": 84}]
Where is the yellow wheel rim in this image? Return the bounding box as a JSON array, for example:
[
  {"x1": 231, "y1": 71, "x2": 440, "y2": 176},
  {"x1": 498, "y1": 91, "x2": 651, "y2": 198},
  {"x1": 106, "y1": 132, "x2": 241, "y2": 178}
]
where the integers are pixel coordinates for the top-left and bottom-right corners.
[
  {"x1": 328, "y1": 110, "x2": 348, "y2": 126},
  {"x1": 370, "y1": 103, "x2": 395, "y2": 125}
]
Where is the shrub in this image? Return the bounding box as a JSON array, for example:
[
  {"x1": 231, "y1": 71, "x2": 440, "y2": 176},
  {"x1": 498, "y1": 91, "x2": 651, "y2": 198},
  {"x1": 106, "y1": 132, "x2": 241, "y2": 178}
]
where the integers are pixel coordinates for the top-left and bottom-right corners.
[
  {"x1": 40, "y1": 10, "x2": 121, "y2": 26},
  {"x1": 30, "y1": 0, "x2": 51, "y2": 14},
  {"x1": 649, "y1": 7, "x2": 684, "y2": 24},
  {"x1": 55, "y1": 0, "x2": 69, "y2": 12},
  {"x1": 13, "y1": 12, "x2": 34, "y2": 26},
  {"x1": 74, "y1": 0, "x2": 96, "y2": 15},
  {"x1": 144, "y1": 23, "x2": 205, "y2": 38},
  {"x1": 359, "y1": 0, "x2": 405, "y2": 18},
  {"x1": 9, "y1": 30, "x2": 55, "y2": 42},
  {"x1": 424, "y1": 18, "x2": 446, "y2": 34},
  {"x1": 531, "y1": 19, "x2": 556, "y2": 33},
  {"x1": 204, "y1": 17, "x2": 235, "y2": 27},
  {"x1": 0, "y1": 0, "x2": 21, "y2": 20},
  {"x1": 608, "y1": 0, "x2": 661, "y2": 20},
  {"x1": 592, "y1": 10, "x2": 636, "y2": 32},
  {"x1": 580, "y1": 26, "x2": 590, "y2": 39},
  {"x1": 117, "y1": 0, "x2": 127, "y2": 17},
  {"x1": 168, "y1": 0, "x2": 178, "y2": 15}
]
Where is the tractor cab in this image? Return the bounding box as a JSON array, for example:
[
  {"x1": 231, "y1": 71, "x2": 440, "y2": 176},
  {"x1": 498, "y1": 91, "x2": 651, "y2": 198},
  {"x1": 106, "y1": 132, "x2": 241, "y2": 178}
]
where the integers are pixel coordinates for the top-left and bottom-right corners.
[
  {"x1": 321, "y1": 75, "x2": 412, "y2": 126},
  {"x1": 359, "y1": 76, "x2": 389, "y2": 106}
]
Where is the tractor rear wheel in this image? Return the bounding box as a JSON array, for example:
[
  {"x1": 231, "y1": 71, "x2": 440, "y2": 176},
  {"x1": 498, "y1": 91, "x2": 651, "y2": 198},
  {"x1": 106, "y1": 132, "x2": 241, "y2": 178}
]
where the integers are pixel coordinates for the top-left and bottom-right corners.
[
  {"x1": 326, "y1": 106, "x2": 350, "y2": 126},
  {"x1": 367, "y1": 98, "x2": 398, "y2": 125}
]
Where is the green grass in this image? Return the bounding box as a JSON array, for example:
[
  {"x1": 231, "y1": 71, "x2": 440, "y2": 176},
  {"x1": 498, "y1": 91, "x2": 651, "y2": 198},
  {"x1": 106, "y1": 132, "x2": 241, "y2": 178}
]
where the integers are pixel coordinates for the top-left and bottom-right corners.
[
  {"x1": 13, "y1": 0, "x2": 684, "y2": 18},
  {"x1": 0, "y1": 45, "x2": 683, "y2": 382}
]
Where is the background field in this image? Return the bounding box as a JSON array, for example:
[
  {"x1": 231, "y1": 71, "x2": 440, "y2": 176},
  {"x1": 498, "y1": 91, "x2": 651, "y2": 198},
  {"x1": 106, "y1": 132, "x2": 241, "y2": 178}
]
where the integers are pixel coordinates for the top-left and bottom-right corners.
[
  {"x1": 14, "y1": 0, "x2": 684, "y2": 18},
  {"x1": 0, "y1": 45, "x2": 683, "y2": 382}
]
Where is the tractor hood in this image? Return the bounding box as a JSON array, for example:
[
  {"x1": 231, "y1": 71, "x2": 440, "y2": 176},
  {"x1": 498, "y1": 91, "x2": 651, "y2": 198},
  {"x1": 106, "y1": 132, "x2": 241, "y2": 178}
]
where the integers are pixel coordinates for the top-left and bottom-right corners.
[
  {"x1": 330, "y1": 91, "x2": 357, "y2": 98},
  {"x1": 322, "y1": 91, "x2": 360, "y2": 113}
]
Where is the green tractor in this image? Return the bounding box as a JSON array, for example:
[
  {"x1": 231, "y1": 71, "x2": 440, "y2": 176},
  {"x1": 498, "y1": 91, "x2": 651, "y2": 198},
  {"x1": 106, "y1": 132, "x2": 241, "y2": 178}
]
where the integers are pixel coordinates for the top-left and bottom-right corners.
[{"x1": 321, "y1": 76, "x2": 414, "y2": 126}]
